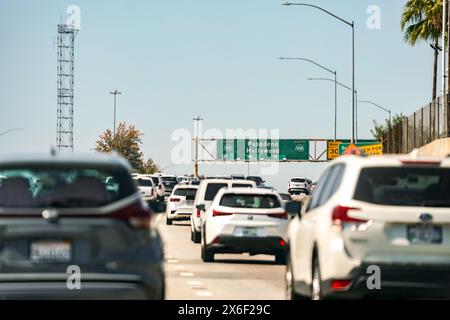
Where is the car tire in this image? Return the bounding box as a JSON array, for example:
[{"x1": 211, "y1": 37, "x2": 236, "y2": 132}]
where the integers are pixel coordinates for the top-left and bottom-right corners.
[
  {"x1": 193, "y1": 230, "x2": 201, "y2": 243},
  {"x1": 311, "y1": 255, "x2": 323, "y2": 300},
  {"x1": 201, "y1": 243, "x2": 214, "y2": 262},
  {"x1": 286, "y1": 253, "x2": 309, "y2": 300},
  {"x1": 275, "y1": 251, "x2": 287, "y2": 265},
  {"x1": 166, "y1": 217, "x2": 173, "y2": 225}
]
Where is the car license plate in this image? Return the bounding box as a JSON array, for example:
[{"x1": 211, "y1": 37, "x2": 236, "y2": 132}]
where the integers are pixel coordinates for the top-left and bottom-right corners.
[
  {"x1": 30, "y1": 240, "x2": 72, "y2": 262},
  {"x1": 407, "y1": 225, "x2": 443, "y2": 244},
  {"x1": 233, "y1": 227, "x2": 260, "y2": 237}
]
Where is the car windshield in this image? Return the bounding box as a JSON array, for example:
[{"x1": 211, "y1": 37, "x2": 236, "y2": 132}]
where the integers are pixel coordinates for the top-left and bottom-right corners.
[
  {"x1": 280, "y1": 194, "x2": 292, "y2": 201},
  {"x1": 0, "y1": 165, "x2": 135, "y2": 208},
  {"x1": 220, "y1": 194, "x2": 281, "y2": 209},
  {"x1": 174, "y1": 188, "x2": 197, "y2": 200},
  {"x1": 204, "y1": 183, "x2": 228, "y2": 201},
  {"x1": 354, "y1": 167, "x2": 450, "y2": 207},
  {"x1": 135, "y1": 178, "x2": 153, "y2": 187},
  {"x1": 291, "y1": 178, "x2": 305, "y2": 183}
]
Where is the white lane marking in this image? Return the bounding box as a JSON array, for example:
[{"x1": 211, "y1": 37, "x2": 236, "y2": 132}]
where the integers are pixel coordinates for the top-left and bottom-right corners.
[
  {"x1": 154, "y1": 214, "x2": 163, "y2": 226},
  {"x1": 174, "y1": 266, "x2": 186, "y2": 270},
  {"x1": 195, "y1": 291, "x2": 212, "y2": 297},
  {"x1": 165, "y1": 255, "x2": 173, "y2": 259},
  {"x1": 187, "y1": 281, "x2": 203, "y2": 286},
  {"x1": 180, "y1": 272, "x2": 194, "y2": 277},
  {"x1": 167, "y1": 259, "x2": 179, "y2": 263}
]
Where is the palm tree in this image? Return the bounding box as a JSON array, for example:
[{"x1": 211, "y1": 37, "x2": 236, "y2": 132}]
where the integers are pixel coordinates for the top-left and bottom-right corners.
[{"x1": 401, "y1": 0, "x2": 443, "y2": 101}]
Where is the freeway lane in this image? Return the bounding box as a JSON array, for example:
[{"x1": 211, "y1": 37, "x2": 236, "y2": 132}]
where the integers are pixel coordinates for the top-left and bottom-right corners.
[{"x1": 156, "y1": 214, "x2": 286, "y2": 300}]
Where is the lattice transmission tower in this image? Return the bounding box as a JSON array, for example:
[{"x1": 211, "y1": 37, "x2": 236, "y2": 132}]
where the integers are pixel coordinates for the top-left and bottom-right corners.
[{"x1": 56, "y1": 24, "x2": 78, "y2": 152}]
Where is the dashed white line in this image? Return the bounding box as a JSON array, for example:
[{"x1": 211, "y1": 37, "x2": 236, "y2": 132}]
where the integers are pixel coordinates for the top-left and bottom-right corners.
[
  {"x1": 167, "y1": 259, "x2": 179, "y2": 263},
  {"x1": 187, "y1": 281, "x2": 203, "y2": 286},
  {"x1": 174, "y1": 265, "x2": 186, "y2": 270},
  {"x1": 195, "y1": 291, "x2": 213, "y2": 297},
  {"x1": 180, "y1": 272, "x2": 194, "y2": 277}
]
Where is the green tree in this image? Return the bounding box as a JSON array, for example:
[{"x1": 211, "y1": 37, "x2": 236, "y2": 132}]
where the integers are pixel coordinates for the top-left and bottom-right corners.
[
  {"x1": 371, "y1": 114, "x2": 405, "y2": 153},
  {"x1": 401, "y1": 0, "x2": 443, "y2": 101},
  {"x1": 95, "y1": 122, "x2": 146, "y2": 172},
  {"x1": 142, "y1": 158, "x2": 161, "y2": 174}
]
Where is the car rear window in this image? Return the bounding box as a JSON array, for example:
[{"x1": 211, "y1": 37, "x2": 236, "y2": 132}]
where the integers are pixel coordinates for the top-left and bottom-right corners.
[
  {"x1": 354, "y1": 167, "x2": 450, "y2": 207},
  {"x1": 0, "y1": 165, "x2": 136, "y2": 208},
  {"x1": 162, "y1": 176, "x2": 177, "y2": 182},
  {"x1": 174, "y1": 188, "x2": 198, "y2": 200},
  {"x1": 150, "y1": 177, "x2": 159, "y2": 184},
  {"x1": 291, "y1": 178, "x2": 305, "y2": 183},
  {"x1": 219, "y1": 194, "x2": 281, "y2": 209},
  {"x1": 134, "y1": 178, "x2": 153, "y2": 187},
  {"x1": 204, "y1": 183, "x2": 228, "y2": 201}
]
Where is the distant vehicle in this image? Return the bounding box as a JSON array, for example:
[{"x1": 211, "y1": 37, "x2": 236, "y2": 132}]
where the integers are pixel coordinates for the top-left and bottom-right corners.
[
  {"x1": 133, "y1": 175, "x2": 158, "y2": 203},
  {"x1": 179, "y1": 176, "x2": 200, "y2": 185},
  {"x1": 231, "y1": 174, "x2": 246, "y2": 180},
  {"x1": 310, "y1": 182, "x2": 317, "y2": 193},
  {"x1": 287, "y1": 155, "x2": 450, "y2": 300},
  {"x1": 0, "y1": 153, "x2": 164, "y2": 299},
  {"x1": 214, "y1": 175, "x2": 232, "y2": 180},
  {"x1": 200, "y1": 188, "x2": 289, "y2": 264},
  {"x1": 258, "y1": 185, "x2": 275, "y2": 191},
  {"x1": 279, "y1": 192, "x2": 293, "y2": 203},
  {"x1": 288, "y1": 177, "x2": 310, "y2": 195},
  {"x1": 246, "y1": 176, "x2": 265, "y2": 187},
  {"x1": 190, "y1": 179, "x2": 256, "y2": 243},
  {"x1": 161, "y1": 175, "x2": 179, "y2": 197},
  {"x1": 166, "y1": 185, "x2": 199, "y2": 225},
  {"x1": 139, "y1": 174, "x2": 165, "y2": 202}
]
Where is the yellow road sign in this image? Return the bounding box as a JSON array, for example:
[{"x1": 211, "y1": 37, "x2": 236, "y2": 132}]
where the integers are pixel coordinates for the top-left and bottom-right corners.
[{"x1": 327, "y1": 141, "x2": 342, "y2": 160}]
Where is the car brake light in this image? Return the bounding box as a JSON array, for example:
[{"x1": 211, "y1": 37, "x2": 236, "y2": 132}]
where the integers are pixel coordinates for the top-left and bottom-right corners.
[
  {"x1": 110, "y1": 202, "x2": 152, "y2": 229},
  {"x1": 400, "y1": 160, "x2": 441, "y2": 166},
  {"x1": 212, "y1": 210, "x2": 233, "y2": 217},
  {"x1": 332, "y1": 206, "x2": 367, "y2": 225},
  {"x1": 196, "y1": 209, "x2": 201, "y2": 218},
  {"x1": 267, "y1": 211, "x2": 288, "y2": 219},
  {"x1": 170, "y1": 198, "x2": 181, "y2": 202},
  {"x1": 331, "y1": 279, "x2": 352, "y2": 290}
]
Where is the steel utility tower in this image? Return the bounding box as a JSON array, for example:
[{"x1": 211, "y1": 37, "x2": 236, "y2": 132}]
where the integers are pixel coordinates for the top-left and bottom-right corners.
[{"x1": 57, "y1": 24, "x2": 78, "y2": 152}]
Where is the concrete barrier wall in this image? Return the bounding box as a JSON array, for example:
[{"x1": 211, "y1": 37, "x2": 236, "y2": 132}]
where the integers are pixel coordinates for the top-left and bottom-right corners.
[{"x1": 417, "y1": 138, "x2": 450, "y2": 157}]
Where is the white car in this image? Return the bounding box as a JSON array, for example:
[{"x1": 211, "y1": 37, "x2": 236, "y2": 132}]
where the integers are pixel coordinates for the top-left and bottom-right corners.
[
  {"x1": 200, "y1": 188, "x2": 289, "y2": 263},
  {"x1": 166, "y1": 185, "x2": 199, "y2": 225},
  {"x1": 133, "y1": 175, "x2": 157, "y2": 202},
  {"x1": 142, "y1": 174, "x2": 165, "y2": 202},
  {"x1": 190, "y1": 179, "x2": 256, "y2": 243},
  {"x1": 288, "y1": 177, "x2": 310, "y2": 195},
  {"x1": 286, "y1": 155, "x2": 450, "y2": 300}
]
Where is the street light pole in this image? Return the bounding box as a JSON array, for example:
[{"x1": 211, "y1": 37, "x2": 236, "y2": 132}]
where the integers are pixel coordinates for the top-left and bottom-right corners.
[
  {"x1": 282, "y1": 2, "x2": 356, "y2": 143},
  {"x1": 109, "y1": 89, "x2": 122, "y2": 137},
  {"x1": 278, "y1": 57, "x2": 338, "y2": 140},
  {"x1": 193, "y1": 116, "x2": 203, "y2": 178}
]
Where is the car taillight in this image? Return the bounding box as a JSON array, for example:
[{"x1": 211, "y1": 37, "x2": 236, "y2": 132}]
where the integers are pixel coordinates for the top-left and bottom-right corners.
[
  {"x1": 110, "y1": 202, "x2": 152, "y2": 229},
  {"x1": 331, "y1": 279, "x2": 352, "y2": 291},
  {"x1": 212, "y1": 210, "x2": 233, "y2": 217},
  {"x1": 331, "y1": 206, "x2": 367, "y2": 225},
  {"x1": 170, "y1": 198, "x2": 181, "y2": 202},
  {"x1": 267, "y1": 211, "x2": 288, "y2": 219},
  {"x1": 196, "y1": 209, "x2": 201, "y2": 218}
]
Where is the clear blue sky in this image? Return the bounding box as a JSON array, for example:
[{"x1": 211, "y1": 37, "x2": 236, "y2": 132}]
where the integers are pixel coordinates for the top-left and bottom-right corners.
[{"x1": 0, "y1": 0, "x2": 439, "y2": 190}]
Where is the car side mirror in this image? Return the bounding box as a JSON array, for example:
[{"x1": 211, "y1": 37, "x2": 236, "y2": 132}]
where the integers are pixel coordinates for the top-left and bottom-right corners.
[
  {"x1": 196, "y1": 204, "x2": 206, "y2": 212},
  {"x1": 286, "y1": 201, "x2": 301, "y2": 218}
]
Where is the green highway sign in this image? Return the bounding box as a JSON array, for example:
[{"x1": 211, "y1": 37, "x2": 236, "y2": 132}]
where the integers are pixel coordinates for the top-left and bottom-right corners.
[{"x1": 216, "y1": 139, "x2": 309, "y2": 161}]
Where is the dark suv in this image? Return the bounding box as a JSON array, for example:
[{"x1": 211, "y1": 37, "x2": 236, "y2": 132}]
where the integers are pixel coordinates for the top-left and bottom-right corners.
[{"x1": 0, "y1": 153, "x2": 165, "y2": 299}]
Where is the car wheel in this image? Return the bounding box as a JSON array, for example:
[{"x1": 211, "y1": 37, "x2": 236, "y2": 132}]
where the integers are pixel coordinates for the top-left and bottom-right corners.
[
  {"x1": 166, "y1": 217, "x2": 173, "y2": 225},
  {"x1": 275, "y1": 251, "x2": 287, "y2": 265},
  {"x1": 201, "y1": 243, "x2": 214, "y2": 262},
  {"x1": 193, "y1": 230, "x2": 201, "y2": 243},
  {"x1": 286, "y1": 254, "x2": 308, "y2": 300},
  {"x1": 311, "y1": 256, "x2": 323, "y2": 300}
]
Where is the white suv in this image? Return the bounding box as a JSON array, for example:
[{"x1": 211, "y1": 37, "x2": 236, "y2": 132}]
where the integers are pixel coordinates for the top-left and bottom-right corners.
[
  {"x1": 200, "y1": 188, "x2": 289, "y2": 263},
  {"x1": 133, "y1": 175, "x2": 157, "y2": 203},
  {"x1": 190, "y1": 179, "x2": 256, "y2": 243},
  {"x1": 166, "y1": 185, "x2": 199, "y2": 225},
  {"x1": 288, "y1": 177, "x2": 310, "y2": 195},
  {"x1": 286, "y1": 155, "x2": 450, "y2": 300}
]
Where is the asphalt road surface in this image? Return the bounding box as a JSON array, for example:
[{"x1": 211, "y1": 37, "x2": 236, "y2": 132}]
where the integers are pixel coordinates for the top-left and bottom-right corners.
[{"x1": 155, "y1": 213, "x2": 286, "y2": 300}]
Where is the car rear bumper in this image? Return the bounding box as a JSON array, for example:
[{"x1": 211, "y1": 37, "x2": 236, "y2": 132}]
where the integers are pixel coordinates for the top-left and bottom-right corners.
[
  {"x1": 208, "y1": 236, "x2": 287, "y2": 255},
  {"x1": 322, "y1": 264, "x2": 450, "y2": 299},
  {"x1": 168, "y1": 210, "x2": 192, "y2": 220},
  {"x1": 288, "y1": 188, "x2": 309, "y2": 194},
  {"x1": 0, "y1": 272, "x2": 164, "y2": 300}
]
